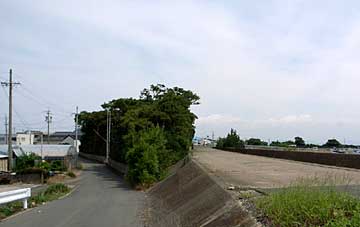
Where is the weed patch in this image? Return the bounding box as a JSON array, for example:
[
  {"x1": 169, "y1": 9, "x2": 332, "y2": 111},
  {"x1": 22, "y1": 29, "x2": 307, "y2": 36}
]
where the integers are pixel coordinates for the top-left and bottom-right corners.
[{"x1": 256, "y1": 177, "x2": 360, "y2": 226}]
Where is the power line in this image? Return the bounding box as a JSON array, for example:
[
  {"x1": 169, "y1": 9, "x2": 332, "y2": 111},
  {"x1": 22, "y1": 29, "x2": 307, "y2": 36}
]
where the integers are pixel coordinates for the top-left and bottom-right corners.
[{"x1": 2, "y1": 86, "x2": 31, "y2": 131}]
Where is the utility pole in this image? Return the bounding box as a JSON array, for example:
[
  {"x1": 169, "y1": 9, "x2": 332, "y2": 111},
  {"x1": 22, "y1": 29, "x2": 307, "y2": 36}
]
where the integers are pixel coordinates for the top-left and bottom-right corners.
[
  {"x1": 1, "y1": 69, "x2": 20, "y2": 171},
  {"x1": 75, "y1": 106, "x2": 79, "y2": 152},
  {"x1": 40, "y1": 132, "x2": 43, "y2": 160},
  {"x1": 4, "y1": 115, "x2": 8, "y2": 145},
  {"x1": 45, "y1": 110, "x2": 52, "y2": 144},
  {"x1": 106, "y1": 110, "x2": 111, "y2": 163}
]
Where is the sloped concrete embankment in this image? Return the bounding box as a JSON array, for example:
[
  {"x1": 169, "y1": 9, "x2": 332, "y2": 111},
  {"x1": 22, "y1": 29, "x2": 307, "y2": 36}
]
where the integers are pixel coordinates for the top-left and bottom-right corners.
[{"x1": 147, "y1": 159, "x2": 258, "y2": 227}]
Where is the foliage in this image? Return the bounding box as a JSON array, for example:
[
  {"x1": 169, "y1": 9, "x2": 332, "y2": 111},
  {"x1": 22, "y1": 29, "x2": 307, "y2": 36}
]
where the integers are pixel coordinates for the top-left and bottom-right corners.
[
  {"x1": 126, "y1": 127, "x2": 170, "y2": 186},
  {"x1": 67, "y1": 171, "x2": 76, "y2": 178},
  {"x1": 78, "y1": 84, "x2": 199, "y2": 186},
  {"x1": 15, "y1": 153, "x2": 41, "y2": 172},
  {"x1": 45, "y1": 183, "x2": 69, "y2": 195},
  {"x1": 50, "y1": 160, "x2": 65, "y2": 171},
  {"x1": 36, "y1": 161, "x2": 51, "y2": 171},
  {"x1": 294, "y1": 136, "x2": 305, "y2": 147},
  {"x1": 323, "y1": 139, "x2": 342, "y2": 148},
  {"x1": 270, "y1": 140, "x2": 295, "y2": 147},
  {"x1": 0, "y1": 201, "x2": 23, "y2": 219},
  {"x1": 31, "y1": 183, "x2": 70, "y2": 206},
  {"x1": 216, "y1": 129, "x2": 244, "y2": 149},
  {"x1": 256, "y1": 184, "x2": 360, "y2": 227},
  {"x1": 246, "y1": 138, "x2": 268, "y2": 146}
]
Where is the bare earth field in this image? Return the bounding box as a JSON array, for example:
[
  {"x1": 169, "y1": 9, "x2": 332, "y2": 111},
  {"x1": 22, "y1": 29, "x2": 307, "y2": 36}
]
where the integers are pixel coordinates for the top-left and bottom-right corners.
[{"x1": 193, "y1": 147, "x2": 360, "y2": 189}]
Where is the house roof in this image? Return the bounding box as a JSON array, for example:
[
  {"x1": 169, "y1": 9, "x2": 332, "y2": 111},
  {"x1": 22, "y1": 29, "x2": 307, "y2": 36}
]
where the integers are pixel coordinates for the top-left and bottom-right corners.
[{"x1": 0, "y1": 144, "x2": 76, "y2": 158}]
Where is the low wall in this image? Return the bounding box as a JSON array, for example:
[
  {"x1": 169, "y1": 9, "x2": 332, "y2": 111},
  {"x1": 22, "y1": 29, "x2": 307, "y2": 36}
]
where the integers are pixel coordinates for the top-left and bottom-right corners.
[
  {"x1": 79, "y1": 153, "x2": 106, "y2": 163},
  {"x1": 221, "y1": 148, "x2": 360, "y2": 169},
  {"x1": 147, "y1": 159, "x2": 257, "y2": 227},
  {"x1": 79, "y1": 152, "x2": 127, "y2": 174}
]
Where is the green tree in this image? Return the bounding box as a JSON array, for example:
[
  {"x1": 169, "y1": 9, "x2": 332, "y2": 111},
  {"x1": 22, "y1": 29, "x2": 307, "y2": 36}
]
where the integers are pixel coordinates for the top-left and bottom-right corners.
[
  {"x1": 294, "y1": 137, "x2": 305, "y2": 147},
  {"x1": 78, "y1": 84, "x2": 199, "y2": 186},
  {"x1": 247, "y1": 138, "x2": 268, "y2": 146},
  {"x1": 216, "y1": 129, "x2": 244, "y2": 149},
  {"x1": 323, "y1": 139, "x2": 342, "y2": 148},
  {"x1": 270, "y1": 140, "x2": 295, "y2": 147}
]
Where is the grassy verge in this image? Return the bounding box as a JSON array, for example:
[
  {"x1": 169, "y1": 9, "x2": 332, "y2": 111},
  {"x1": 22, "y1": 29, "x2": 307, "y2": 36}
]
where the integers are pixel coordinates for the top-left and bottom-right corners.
[
  {"x1": 256, "y1": 178, "x2": 360, "y2": 226},
  {"x1": 0, "y1": 183, "x2": 70, "y2": 220}
]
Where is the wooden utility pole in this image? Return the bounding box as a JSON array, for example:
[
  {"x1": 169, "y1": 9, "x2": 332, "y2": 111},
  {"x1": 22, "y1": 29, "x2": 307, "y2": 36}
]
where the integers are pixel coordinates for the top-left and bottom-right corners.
[
  {"x1": 74, "y1": 106, "x2": 79, "y2": 152},
  {"x1": 1, "y1": 69, "x2": 20, "y2": 171},
  {"x1": 4, "y1": 115, "x2": 8, "y2": 145},
  {"x1": 45, "y1": 110, "x2": 52, "y2": 144},
  {"x1": 106, "y1": 110, "x2": 111, "y2": 163}
]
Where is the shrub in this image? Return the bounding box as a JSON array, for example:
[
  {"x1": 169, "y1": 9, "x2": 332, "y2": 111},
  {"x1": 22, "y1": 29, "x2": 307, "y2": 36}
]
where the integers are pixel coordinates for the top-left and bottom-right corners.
[
  {"x1": 66, "y1": 171, "x2": 76, "y2": 178},
  {"x1": 45, "y1": 183, "x2": 69, "y2": 195},
  {"x1": 50, "y1": 161, "x2": 65, "y2": 171},
  {"x1": 36, "y1": 161, "x2": 51, "y2": 171},
  {"x1": 15, "y1": 153, "x2": 41, "y2": 172},
  {"x1": 126, "y1": 127, "x2": 168, "y2": 186}
]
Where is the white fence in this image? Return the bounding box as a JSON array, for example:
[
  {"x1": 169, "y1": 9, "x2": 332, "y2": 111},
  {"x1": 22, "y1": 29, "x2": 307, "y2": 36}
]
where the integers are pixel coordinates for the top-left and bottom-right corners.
[{"x1": 0, "y1": 188, "x2": 31, "y2": 209}]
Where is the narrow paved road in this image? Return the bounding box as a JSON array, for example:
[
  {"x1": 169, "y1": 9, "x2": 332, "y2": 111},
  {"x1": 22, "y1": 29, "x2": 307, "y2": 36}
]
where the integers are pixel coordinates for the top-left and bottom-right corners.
[{"x1": 1, "y1": 159, "x2": 144, "y2": 227}]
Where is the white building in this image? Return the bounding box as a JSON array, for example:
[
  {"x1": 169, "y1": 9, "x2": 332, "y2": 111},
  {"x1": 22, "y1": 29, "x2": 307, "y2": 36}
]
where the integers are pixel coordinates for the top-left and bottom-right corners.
[{"x1": 16, "y1": 132, "x2": 35, "y2": 145}]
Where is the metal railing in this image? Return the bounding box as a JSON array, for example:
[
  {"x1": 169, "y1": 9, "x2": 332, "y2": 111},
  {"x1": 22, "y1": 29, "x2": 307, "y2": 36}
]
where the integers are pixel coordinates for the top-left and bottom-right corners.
[{"x1": 0, "y1": 188, "x2": 31, "y2": 209}]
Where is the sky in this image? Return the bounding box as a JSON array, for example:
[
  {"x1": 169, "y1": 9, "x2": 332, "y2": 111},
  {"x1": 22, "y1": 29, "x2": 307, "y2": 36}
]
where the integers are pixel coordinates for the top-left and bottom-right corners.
[{"x1": 1, "y1": 1, "x2": 360, "y2": 144}]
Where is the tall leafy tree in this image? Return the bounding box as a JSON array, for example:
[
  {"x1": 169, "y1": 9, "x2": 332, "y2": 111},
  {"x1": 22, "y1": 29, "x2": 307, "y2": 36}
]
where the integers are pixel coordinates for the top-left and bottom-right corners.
[
  {"x1": 295, "y1": 137, "x2": 305, "y2": 147},
  {"x1": 78, "y1": 84, "x2": 199, "y2": 186}
]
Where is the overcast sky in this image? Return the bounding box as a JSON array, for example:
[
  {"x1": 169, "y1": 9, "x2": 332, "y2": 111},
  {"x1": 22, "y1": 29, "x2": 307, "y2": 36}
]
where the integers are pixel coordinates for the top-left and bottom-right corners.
[{"x1": 1, "y1": 1, "x2": 360, "y2": 144}]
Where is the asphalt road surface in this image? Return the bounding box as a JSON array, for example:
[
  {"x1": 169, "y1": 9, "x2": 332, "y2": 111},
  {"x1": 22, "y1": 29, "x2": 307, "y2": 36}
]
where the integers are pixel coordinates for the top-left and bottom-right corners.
[{"x1": 0, "y1": 159, "x2": 144, "y2": 227}]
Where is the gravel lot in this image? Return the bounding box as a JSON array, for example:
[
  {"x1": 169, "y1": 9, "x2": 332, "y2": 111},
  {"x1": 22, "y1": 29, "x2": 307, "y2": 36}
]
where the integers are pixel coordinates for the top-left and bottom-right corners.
[{"x1": 193, "y1": 147, "x2": 360, "y2": 189}]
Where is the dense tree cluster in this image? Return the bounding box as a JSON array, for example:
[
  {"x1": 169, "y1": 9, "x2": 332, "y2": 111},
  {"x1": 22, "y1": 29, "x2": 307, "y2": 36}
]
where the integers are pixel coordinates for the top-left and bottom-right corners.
[
  {"x1": 78, "y1": 84, "x2": 199, "y2": 186},
  {"x1": 246, "y1": 138, "x2": 268, "y2": 146},
  {"x1": 216, "y1": 129, "x2": 244, "y2": 149}
]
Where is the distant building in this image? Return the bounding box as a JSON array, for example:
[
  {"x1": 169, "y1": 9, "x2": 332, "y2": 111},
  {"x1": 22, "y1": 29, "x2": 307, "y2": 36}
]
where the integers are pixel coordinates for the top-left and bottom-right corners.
[
  {"x1": 60, "y1": 136, "x2": 81, "y2": 152},
  {"x1": 16, "y1": 132, "x2": 35, "y2": 145},
  {"x1": 46, "y1": 130, "x2": 82, "y2": 145}
]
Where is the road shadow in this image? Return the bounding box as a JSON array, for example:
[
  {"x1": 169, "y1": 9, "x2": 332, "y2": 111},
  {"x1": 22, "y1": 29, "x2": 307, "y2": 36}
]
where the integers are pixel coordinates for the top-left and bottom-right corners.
[{"x1": 80, "y1": 158, "x2": 134, "y2": 191}]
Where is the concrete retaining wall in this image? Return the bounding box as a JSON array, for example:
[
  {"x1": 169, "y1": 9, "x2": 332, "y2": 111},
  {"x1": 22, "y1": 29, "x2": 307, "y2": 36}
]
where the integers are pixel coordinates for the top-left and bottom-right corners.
[
  {"x1": 221, "y1": 148, "x2": 360, "y2": 169},
  {"x1": 79, "y1": 153, "x2": 106, "y2": 163},
  {"x1": 147, "y1": 159, "x2": 257, "y2": 227},
  {"x1": 79, "y1": 152, "x2": 127, "y2": 174}
]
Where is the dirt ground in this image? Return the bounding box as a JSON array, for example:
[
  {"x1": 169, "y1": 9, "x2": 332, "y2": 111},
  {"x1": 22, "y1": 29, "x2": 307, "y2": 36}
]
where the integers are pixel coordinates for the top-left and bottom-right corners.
[{"x1": 193, "y1": 147, "x2": 360, "y2": 189}]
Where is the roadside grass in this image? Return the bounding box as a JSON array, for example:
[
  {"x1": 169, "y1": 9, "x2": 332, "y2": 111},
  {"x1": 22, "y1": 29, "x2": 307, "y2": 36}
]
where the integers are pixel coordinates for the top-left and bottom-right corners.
[
  {"x1": 256, "y1": 176, "x2": 360, "y2": 226},
  {"x1": 0, "y1": 183, "x2": 70, "y2": 220}
]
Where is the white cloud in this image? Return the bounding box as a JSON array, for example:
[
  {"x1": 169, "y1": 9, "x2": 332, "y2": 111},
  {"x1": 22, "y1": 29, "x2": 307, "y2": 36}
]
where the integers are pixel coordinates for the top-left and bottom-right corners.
[
  {"x1": 1, "y1": 1, "x2": 360, "y2": 143},
  {"x1": 269, "y1": 114, "x2": 312, "y2": 124}
]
